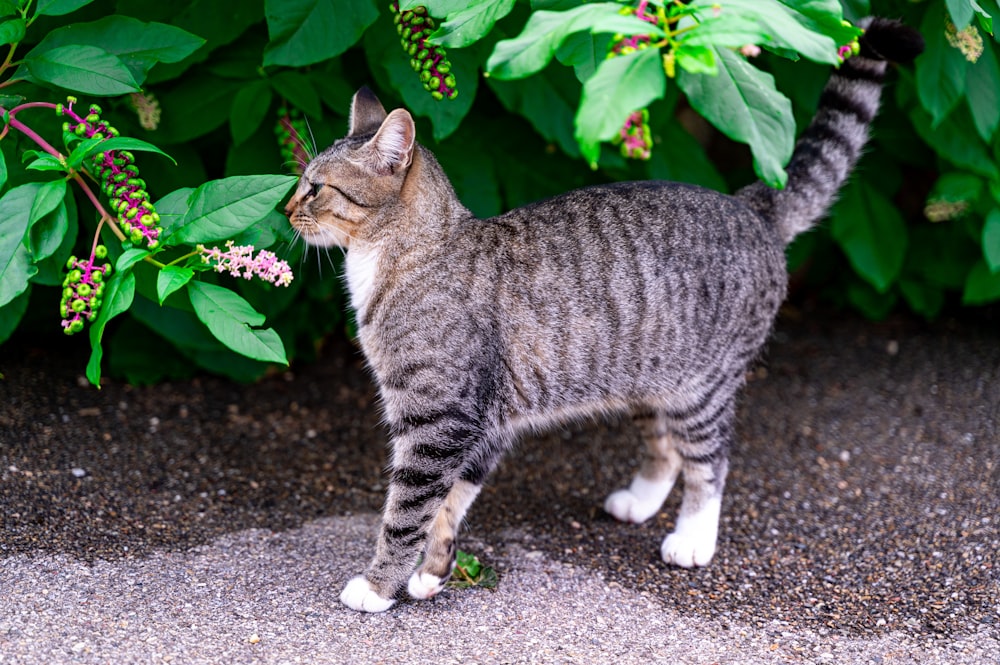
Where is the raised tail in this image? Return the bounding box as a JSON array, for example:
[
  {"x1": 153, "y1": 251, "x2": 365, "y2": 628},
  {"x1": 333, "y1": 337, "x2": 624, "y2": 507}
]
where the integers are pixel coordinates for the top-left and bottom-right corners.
[{"x1": 736, "y1": 18, "x2": 924, "y2": 245}]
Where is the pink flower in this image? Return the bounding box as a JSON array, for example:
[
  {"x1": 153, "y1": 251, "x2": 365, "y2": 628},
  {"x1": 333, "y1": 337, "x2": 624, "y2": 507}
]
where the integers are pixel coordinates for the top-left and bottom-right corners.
[{"x1": 198, "y1": 241, "x2": 294, "y2": 287}]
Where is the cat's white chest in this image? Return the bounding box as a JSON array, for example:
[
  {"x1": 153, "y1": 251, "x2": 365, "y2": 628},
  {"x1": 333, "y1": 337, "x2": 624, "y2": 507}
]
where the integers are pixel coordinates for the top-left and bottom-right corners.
[{"x1": 344, "y1": 243, "x2": 381, "y2": 316}]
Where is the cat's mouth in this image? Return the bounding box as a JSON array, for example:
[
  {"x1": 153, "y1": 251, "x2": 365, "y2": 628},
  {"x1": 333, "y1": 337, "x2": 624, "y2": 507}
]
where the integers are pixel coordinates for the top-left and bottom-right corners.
[{"x1": 291, "y1": 218, "x2": 350, "y2": 248}]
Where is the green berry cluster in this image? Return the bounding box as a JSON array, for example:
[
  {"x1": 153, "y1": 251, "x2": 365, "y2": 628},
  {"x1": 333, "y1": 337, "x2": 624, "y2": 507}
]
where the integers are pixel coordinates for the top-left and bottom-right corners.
[
  {"x1": 390, "y1": 2, "x2": 458, "y2": 101},
  {"x1": 60, "y1": 246, "x2": 112, "y2": 335},
  {"x1": 57, "y1": 97, "x2": 161, "y2": 249}
]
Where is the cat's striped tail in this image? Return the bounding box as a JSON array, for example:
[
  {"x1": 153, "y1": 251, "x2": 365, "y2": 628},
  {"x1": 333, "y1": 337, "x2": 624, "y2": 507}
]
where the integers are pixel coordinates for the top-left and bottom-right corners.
[{"x1": 736, "y1": 18, "x2": 924, "y2": 245}]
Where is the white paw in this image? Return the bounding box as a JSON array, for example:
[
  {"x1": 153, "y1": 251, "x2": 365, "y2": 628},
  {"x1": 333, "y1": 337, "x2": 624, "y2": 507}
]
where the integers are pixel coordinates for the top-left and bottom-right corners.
[
  {"x1": 407, "y1": 571, "x2": 446, "y2": 600},
  {"x1": 604, "y1": 476, "x2": 672, "y2": 524},
  {"x1": 660, "y1": 528, "x2": 718, "y2": 568},
  {"x1": 339, "y1": 576, "x2": 396, "y2": 613}
]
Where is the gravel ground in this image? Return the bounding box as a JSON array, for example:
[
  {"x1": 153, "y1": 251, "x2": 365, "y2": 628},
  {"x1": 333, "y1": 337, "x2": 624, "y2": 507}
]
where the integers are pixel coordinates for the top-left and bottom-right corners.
[{"x1": 1, "y1": 308, "x2": 998, "y2": 664}]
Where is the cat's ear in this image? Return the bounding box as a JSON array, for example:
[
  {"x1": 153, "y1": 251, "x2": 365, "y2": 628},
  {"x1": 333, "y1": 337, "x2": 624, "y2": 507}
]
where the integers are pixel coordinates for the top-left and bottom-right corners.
[
  {"x1": 365, "y1": 108, "x2": 415, "y2": 175},
  {"x1": 348, "y1": 86, "x2": 388, "y2": 137}
]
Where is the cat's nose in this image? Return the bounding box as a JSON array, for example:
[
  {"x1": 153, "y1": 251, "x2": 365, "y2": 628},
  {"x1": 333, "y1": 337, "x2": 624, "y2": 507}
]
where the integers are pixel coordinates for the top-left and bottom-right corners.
[{"x1": 283, "y1": 202, "x2": 295, "y2": 218}]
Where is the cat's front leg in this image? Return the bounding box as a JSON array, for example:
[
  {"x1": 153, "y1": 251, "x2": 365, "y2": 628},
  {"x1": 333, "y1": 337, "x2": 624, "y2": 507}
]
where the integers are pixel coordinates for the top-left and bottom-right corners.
[
  {"x1": 339, "y1": 411, "x2": 479, "y2": 612},
  {"x1": 406, "y1": 479, "x2": 481, "y2": 600}
]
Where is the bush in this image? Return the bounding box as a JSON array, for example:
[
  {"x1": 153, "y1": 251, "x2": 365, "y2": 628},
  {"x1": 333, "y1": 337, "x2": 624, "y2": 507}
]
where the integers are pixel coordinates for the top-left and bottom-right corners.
[{"x1": 0, "y1": 0, "x2": 997, "y2": 385}]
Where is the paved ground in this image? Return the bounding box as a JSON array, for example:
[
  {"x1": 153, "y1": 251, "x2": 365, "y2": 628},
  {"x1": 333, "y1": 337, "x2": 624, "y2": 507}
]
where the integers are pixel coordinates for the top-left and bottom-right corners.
[{"x1": 0, "y1": 307, "x2": 998, "y2": 664}]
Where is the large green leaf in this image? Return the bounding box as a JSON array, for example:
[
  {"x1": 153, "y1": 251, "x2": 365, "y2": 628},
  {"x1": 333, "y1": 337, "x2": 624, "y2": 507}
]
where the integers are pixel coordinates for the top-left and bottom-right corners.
[
  {"x1": 28, "y1": 199, "x2": 68, "y2": 263},
  {"x1": 231, "y1": 80, "x2": 274, "y2": 146},
  {"x1": 430, "y1": 0, "x2": 516, "y2": 48},
  {"x1": 690, "y1": 0, "x2": 853, "y2": 66},
  {"x1": 85, "y1": 270, "x2": 136, "y2": 387},
  {"x1": 34, "y1": 0, "x2": 94, "y2": 16},
  {"x1": 264, "y1": 0, "x2": 379, "y2": 67},
  {"x1": 574, "y1": 47, "x2": 665, "y2": 167},
  {"x1": 0, "y1": 183, "x2": 43, "y2": 308},
  {"x1": 966, "y1": 40, "x2": 1000, "y2": 142},
  {"x1": 486, "y1": 3, "x2": 664, "y2": 80},
  {"x1": 0, "y1": 287, "x2": 29, "y2": 345},
  {"x1": 169, "y1": 175, "x2": 298, "y2": 245},
  {"x1": 488, "y1": 64, "x2": 581, "y2": 157},
  {"x1": 22, "y1": 44, "x2": 140, "y2": 96},
  {"x1": 188, "y1": 281, "x2": 287, "y2": 364},
  {"x1": 0, "y1": 17, "x2": 25, "y2": 44},
  {"x1": 830, "y1": 180, "x2": 908, "y2": 292},
  {"x1": 399, "y1": 0, "x2": 470, "y2": 14},
  {"x1": 26, "y1": 16, "x2": 205, "y2": 84},
  {"x1": 910, "y1": 105, "x2": 999, "y2": 179},
  {"x1": 678, "y1": 47, "x2": 794, "y2": 188},
  {"x1": 946, "y1": 0, "x2": 977, "y2": 28},
  {"x1": 983, "y1": 208, "x2": 1000, "y2": 272},
  {"x1": 964, "y1": 259, "x2": 1000, "y2": 303},
  {"x1": 157, "y1": 266, "x2": 194, "y2": 305},
  {"x1": 915, "y1": 3, "x2": 969, "y2": 126}
]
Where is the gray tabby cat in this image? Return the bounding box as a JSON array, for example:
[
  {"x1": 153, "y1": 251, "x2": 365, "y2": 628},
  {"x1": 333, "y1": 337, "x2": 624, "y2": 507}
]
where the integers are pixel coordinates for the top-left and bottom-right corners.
[{"x1": 285, "y1": 18, "x2": 923, "y2": 612}]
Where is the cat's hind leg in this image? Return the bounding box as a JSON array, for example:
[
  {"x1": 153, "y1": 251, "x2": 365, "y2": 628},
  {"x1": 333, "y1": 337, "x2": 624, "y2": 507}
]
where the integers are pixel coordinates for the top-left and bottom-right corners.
[
  {"x1": 659, "y1": 400, "x2": 734, "y2": 568},
  {"x1": 604, "y1": 409, "x2": 683, "y2": 524}
]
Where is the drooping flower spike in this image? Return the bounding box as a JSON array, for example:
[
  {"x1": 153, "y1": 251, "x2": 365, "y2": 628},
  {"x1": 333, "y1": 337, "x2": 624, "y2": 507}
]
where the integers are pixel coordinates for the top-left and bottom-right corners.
[
  {"x1": 57, "y1": 98, "x2": 162, "y2": 249},
  {"x1": 198, "y1": 241, "x2": 294, "y2": 287},
  {"x1": 390, "y1": 2, "x2": 458, "y2": 101}
]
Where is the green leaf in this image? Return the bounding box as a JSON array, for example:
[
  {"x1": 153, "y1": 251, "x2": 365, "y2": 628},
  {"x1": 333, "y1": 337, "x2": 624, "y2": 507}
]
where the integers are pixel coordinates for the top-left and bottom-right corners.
[
  {"x1": 0, "y1": 17, "x2": 25, "y2": 44},
  {"x1": 830, "y1": 180, "x2": 908, "y2": 292},
  {"x1": 28, "y1": 199, "x2": 68, "y2": 262},
  {"x1": 28, "y1": 179, "x2": 66, "y2": 227},
  {"x1": 264, "y1": 0, "x2": 379, "y2": 67},
  {"x1": 574, "y1": 47, "x2": 665, "y2": 167},
  {"x1": 0, "y1": 183, "x2": 43, "y2": 308},
  {"x1": 188, "y1": 281, "x2": 287, "y2": 364},
  {"x1": 85, "y1": 270, "x2": 136, "y2": 386},
  {"x1": 488, "y1": 64, "x2": 581, "y2": 157},
  {"x1": 399, "y1": 0, "x2": 469, "y2": 14},
  {"x1": 430, "y1": 0, "x2": 516, "y2": 48},
  {"x1": 554, "y1": 31, "x2": 610, "y2": 82},
  {"x1": 81, "y1": 137, "x2": 176, "y2": 165},
  {"x1": 116, "y1": 248, "x2": 151, "y2": 273},
  {"x1": 0, "y1": 148, "x2": 6, "y2": 190},
  {"x1": 966, "y1": 40, "x2": 1000, "y2": 142},
  {"x1": 0, "y1": 287, "x2": 29, "y2": 345},
  {"x1": 915, "y1": 3, "x2": 970, "y2": 126},
  {"x1": 963, "y1": 258, "x2": 1000, "y2": 303},
  {"x1": 678, "y1": 47, "x2": 794, "y2": 188},
  {"x1": 910, "y1": 105, "x2": 999, "y2": 179},
  {"x1": 34, "y1": 0, "x2": 95, "y2": 16},
  {"x1": 27, "y1": 16, "x2": 205, "y2": 84},
  {"x1": 25, "y1": 154, "x2": 66, "y2": 172},
  {"x1": 486, "y1": 3, "x2": 664, "y2": 80},
  {"x1": 170, "y1": 175, "x2": 298, "y2": 245},
  {"x1": 29, "y1": 188, "x2": 77, "y2": 286},
  {"x1": 157, "y1": 266, "x2": 194, "y2": 304},
  {"x1": 982, "y1": 208, "x2": 1000, "y2": 271},
  {"x1": 690, "y1": 0, "x2": 853, "y2": 66},
  {"x1": 947, "y1": 0, "x2": 977, "y2": 29},
  {"x1": 926, "y1": 172, "x2": 983, "y2": 218},
  {"x1": 231, "y1": 80, "x2": 274, "y2": 146},
  {"x1": 153, "y1": 188, "x2": 196, "y2": 239},
  {"x1": 269, "y1": 70, "x2": 321, "y2": 119},
  {"x1": 899, "y1": 278, "x2": 945, "y2": 319},
  {"x1": 647, "y1": 121, "x2": 728, "y2": 193},
  {"x1": 23, "y1": 44, "x2": 140, "y2": 96}
]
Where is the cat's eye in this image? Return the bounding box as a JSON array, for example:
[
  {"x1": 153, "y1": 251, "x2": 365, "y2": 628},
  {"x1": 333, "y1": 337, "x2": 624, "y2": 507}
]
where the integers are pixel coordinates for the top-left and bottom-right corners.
[{"x1": 308, "y1": 182, "x2": 323, "y2": 198}]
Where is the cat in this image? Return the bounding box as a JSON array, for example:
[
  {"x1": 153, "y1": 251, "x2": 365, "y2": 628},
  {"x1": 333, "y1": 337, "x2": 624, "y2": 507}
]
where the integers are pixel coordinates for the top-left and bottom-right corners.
[{"x1": 284, "y1": 18, "x2": 923, "y2": 612}]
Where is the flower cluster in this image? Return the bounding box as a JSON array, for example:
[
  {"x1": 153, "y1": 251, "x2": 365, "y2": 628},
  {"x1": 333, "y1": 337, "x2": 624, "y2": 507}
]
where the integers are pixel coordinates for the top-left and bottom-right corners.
[
  {"x1": 608, "y1": 0, "x2": 661, "y2": 58},
  {"x1": 945, "y1": 19, "x2": 984, "y2": 63},
  {"x1": 390, "y1": 2, "x2": 458, "y2": 101},
  {"x1": 58, "y1": 98, "x2": 162, "y2": 249},
  {"x1": 614, "y1": 110, "x2": 653, "y2": 160},
  {"x1": 128, "y1": 91, "x2": 161, "y2": 131},
  {"x1": 60, "y1": 246, "x2": 112, "y2": 335},
  {"x1": 275, "y1": 107, "x2": 310, "y2": 175},
  {"x1": 198, "y1": 241, "x2": 294, "y2": 287}
]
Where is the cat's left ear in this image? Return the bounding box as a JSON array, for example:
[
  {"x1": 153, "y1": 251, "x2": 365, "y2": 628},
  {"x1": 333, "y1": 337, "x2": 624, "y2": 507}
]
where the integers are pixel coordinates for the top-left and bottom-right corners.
[
  {"x1": 366, "y1": 108, "x2": 415, "y2": 175},
  {"x1": 349, "y1": 86, "x2": 388, "y2": 137}
]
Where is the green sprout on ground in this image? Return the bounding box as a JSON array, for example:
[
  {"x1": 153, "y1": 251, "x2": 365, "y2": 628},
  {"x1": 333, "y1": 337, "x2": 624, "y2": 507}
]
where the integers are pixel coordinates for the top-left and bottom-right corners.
[{"x1": 448, "y1": 550, "x2": 499, "y2": 591}]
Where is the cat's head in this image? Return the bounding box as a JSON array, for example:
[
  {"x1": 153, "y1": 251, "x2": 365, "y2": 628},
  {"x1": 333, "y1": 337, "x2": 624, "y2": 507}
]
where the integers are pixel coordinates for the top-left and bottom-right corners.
[{"x1": 284, "y1": 87, "x2": 416, "y2": 248}]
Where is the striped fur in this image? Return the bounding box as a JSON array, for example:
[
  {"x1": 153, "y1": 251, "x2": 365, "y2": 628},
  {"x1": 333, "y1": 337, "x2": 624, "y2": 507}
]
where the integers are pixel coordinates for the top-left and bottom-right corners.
[{"x1": 285, "y1": 19, "x2": 922, "y2": 612}]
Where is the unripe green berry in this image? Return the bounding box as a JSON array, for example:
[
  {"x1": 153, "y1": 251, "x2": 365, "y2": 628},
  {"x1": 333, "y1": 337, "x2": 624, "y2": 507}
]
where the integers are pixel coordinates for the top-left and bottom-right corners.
[
  {"x1": 430, "y1": 91, "x2": 444, "y2": 101},
  {"x1": 70, "y1": 319, "x2": 84, "y2": 333},
  {"x1": 72, "y1": 299, "x2": 86, "y2": 313},
  {"x1": 95, "y1": 245, "x2": 108, "y2": 259},
  {"x1": 68, "y1": 269, "x2": 82, "y2": 283},
  {"x1": 78, "y1": 283, "x2": 92, "y2": 298}
]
